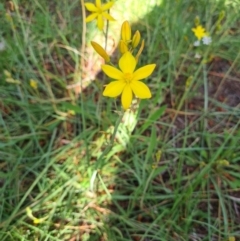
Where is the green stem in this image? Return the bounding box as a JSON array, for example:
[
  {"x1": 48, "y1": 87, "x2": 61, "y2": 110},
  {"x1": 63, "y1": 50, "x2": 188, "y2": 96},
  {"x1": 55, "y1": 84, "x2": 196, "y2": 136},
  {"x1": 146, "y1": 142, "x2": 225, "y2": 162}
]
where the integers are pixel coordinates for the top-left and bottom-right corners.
[
  {"x1": 104, "y1": 10, "x2": 110, "y2": 50},
  {"x1": 95, "y1": 110, "x2": 124, "y2": 170},
  {"x1": 203, "y1": 64, "x2": 208, "y2": 113},
  {"x1": 203, "y1": 63, "x2": 208, "y2": 129}
]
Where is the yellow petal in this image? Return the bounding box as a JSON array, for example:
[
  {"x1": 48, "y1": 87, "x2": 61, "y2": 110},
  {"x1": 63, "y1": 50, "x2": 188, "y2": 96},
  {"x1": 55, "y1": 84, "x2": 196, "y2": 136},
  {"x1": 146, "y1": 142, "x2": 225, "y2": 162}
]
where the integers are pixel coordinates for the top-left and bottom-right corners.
[
  {"x1": 102, "y1": 12, "x2": 115, "y2": 21},
  {"x1": 132, "y1": 30, "x2": 141, "y2": 48},
  {"x1": 97, "y1": 14, "x2": 104, "y2": 30},
  {"x1": 121, "y1": 21, "x2": 131, "y2": 42},
  {"x1": 86, "y1": 13, "x2": 98, "y2": 22},
  {"x1": 132, "y1": 64, "x2": 156, "y2": 81},
  {"x1": 101, "y1": 1, "x2": 114, "y2": 11},
  {"x1": 84, "y1": 3, "x2": 98, "y2": 12},
  {"x1": 121, "y1": 84, "x2": 132, "y2": 110},
  {"x1": 91, "y1": 41, "x2": 110, "y2": 62},
  {"x1": 102, "y1": 65, "x2": 124, "y2": 79},
  {"x1": 103, "y1": 80, "x2": 126, "y2": 97},
  {"x1": 96, "y1": 0, "x2": 101, "y2": 8},
  {"x1": 119, "y1": 51, "x2": 136, "y2": 73},
  {"x1": 130, "y1": 80, "x2": 151, "y2": 98}
]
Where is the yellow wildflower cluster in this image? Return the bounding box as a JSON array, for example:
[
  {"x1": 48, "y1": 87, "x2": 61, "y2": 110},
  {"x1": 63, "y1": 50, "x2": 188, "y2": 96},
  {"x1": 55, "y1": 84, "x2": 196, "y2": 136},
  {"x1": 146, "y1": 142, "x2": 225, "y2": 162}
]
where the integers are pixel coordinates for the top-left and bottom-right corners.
[{"x1": 84, "y1": 0, "x2": 156, "y2": 110}]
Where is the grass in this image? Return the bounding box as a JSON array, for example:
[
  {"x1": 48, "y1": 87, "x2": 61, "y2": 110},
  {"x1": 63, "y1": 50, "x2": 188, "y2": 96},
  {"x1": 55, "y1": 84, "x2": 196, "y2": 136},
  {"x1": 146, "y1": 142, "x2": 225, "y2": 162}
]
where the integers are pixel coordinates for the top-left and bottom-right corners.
[{"x1": 1, "y1": 0, "x2": 240, "y2": 240}]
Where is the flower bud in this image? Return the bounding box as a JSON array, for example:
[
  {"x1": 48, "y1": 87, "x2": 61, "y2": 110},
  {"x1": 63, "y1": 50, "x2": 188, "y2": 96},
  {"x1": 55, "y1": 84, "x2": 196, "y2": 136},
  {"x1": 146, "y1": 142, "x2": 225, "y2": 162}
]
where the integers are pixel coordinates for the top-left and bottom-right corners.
[
  {"x1": 185, "y1": 76, "x2": 193, "y2": 89},
  {"x1": 194, "y1": 16, "x2": 200, "y2": 26},
  {"x1": 4, "y1": 70, "x2": 11, "y2": 78},
  {"x1": 119, "y1": 40, "x2": 128, "y2": 54},
  {"x1": 132, "y1": 30, "x2": 140, "y2": 48},
  {"x1": 121, "y1": 21, "x2": 131, "y2": 42},
  {"x1": 91, "y1": 41, "x2": 110, "y2": 62}
]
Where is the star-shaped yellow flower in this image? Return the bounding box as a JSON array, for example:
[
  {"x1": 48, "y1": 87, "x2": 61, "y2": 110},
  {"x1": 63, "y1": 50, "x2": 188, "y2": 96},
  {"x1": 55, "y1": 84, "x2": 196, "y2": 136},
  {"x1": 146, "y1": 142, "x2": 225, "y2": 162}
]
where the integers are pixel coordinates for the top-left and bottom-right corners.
[
  {"x1": 102, "y1": 51, "x2": 156, "y2": 110},
  {"x1": 192, "y1": 25, "x2": 207, "y2": 40},
  {"x1": 29, "y1": 79, "x2": 38, "y2": 89},
  {"x1": 85, "y1": 0, "x2": 115, "y2": 31}
]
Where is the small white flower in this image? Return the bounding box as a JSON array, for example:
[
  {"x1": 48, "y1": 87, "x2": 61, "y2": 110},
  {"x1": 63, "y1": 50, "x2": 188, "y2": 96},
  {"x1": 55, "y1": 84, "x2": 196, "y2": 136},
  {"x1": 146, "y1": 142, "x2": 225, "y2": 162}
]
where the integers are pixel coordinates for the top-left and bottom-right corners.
[
  {"x1": 194, "y1": 53, "x2": 201, "y2": 59},
  {"x1": 193, "y1": 40, "x2": 200, "y2": 46},
  {"x1": 202, "y1": 36, "x2": 212, "y2": 45}
]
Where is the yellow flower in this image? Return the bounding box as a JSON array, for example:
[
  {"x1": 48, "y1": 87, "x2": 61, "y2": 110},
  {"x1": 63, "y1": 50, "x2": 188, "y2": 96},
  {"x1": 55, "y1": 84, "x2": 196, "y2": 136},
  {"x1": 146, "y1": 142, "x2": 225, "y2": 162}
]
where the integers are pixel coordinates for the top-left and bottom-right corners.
[
  {"x1": 30, "y1": 79, "x2": 38, "y2": 89},
  {"x1": 91, "y1": 41, "x2": 110, "y2": 62},
  {"x1": 192, "y1": 25, "x2": 207, "y2": 40},
  {"x1": 85, "y1": 0, "x2": 115, "y2": 31},
  {"x1": 102, "y1": 51, "x2": 156, "y2": 110}
]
